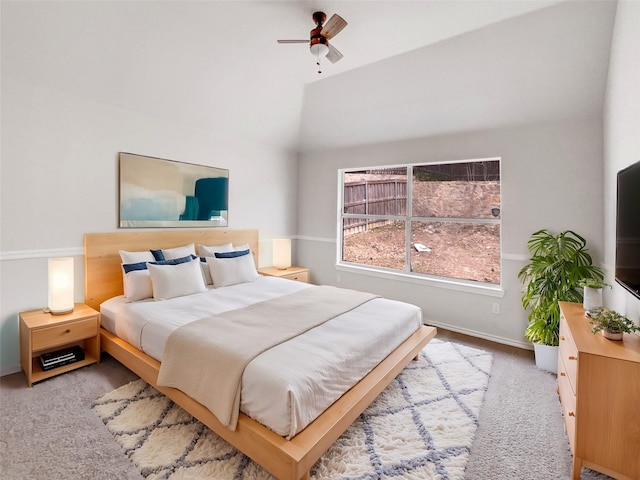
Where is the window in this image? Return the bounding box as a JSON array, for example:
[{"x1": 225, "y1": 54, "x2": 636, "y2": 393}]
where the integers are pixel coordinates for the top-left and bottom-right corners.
[{"x1": 339, "y1": 158, "x2": 501, "y2": 286}]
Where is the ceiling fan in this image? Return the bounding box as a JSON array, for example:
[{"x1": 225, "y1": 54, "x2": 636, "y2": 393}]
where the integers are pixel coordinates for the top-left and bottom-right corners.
[{"x1": 277, "y1": 11, "x2": 348, "y2": 73}]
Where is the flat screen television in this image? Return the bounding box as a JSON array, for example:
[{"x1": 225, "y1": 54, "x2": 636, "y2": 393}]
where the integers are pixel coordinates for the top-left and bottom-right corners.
[{"x1": 615, "y1": 160, "x2": 640, "y2": 299}]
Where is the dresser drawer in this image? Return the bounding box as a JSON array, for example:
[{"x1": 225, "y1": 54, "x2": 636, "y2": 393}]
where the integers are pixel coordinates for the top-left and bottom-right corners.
[
  {"x1": 558, "y1": 366, "x2": 577, "y2": 454},
  {"x1": 559, "y1": 317, "x2": 578, "y2": 393},
  {"x1": 32, "y1": 317, "x2": 98, "y2": 351}
]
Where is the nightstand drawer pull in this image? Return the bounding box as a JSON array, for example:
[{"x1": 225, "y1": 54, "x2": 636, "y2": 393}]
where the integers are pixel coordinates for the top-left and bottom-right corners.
[
  {"x1": 65, "y1": 329, "x2": 71, "y2": 334},
  {"x1": 568, "y1": 355, "x2": 577, "y2": 360}
]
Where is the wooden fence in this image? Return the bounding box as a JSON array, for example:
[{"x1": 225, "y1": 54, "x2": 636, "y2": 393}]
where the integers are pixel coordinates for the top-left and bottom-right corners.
[{"x1": 343, "y1": 179, "x2": 407, "y2": 235}]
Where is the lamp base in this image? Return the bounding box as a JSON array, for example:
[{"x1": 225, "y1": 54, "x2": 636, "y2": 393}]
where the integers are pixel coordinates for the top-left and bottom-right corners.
[{"x1": 49, "y1": 307, "x2": 74, "y2": 316}]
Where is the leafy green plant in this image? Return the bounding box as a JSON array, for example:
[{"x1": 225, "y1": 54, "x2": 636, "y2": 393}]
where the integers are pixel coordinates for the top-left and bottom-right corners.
[
  {"x1": 589, "y1": 308, "x2": 640, "y2": 335},
  {"x1": 518, "y1": 229, "x2": 603, "y2": 346},
  {"x1": 578, "y1": 279, "x2": 611, "y2": 289}
]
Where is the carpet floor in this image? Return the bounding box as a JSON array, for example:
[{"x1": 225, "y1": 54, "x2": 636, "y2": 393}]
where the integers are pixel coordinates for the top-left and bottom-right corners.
[
  {"x1": 92, "y1": 340, "x2": 491, "y2": 480},
  {"x1": 0, "y1": 328, "x2": 613, "y2": 479}
]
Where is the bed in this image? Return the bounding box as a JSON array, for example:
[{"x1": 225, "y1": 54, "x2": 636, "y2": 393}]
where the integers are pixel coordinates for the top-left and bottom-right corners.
[{"x1": 85, "y1": 229, "x2": 436, "y2": 480}]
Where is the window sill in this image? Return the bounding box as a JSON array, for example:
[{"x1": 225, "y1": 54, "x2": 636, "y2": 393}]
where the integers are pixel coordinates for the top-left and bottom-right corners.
[{"x1": 336, "y1": 263, "x2": 505, "y2": 298}]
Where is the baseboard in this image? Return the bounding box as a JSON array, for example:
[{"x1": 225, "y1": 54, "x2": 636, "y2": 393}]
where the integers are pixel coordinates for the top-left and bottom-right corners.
[
  {"x1": 426, "y1": 320, "x2": 533, "y2": 351},
  {"x1": 1, "y1": 365, "x2": 22, "y2": 377}
]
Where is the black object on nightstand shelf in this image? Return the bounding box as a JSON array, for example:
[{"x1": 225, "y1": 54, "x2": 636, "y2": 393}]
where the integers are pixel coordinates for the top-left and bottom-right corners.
[{"x1": 39, "y1": 345, "x2": 85, "y2": 371}]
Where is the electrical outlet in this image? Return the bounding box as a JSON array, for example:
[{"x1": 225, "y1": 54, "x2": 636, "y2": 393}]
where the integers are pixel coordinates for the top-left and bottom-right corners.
[{"x1": 492, "y1": 303, "x2": 500, "y2": 314}]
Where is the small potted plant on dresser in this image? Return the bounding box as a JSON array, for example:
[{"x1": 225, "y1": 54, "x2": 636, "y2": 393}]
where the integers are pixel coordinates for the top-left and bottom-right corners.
[
  {"x1": 518, "y1": 229, "x2": 604, "y2": 373},
  {"x1": 588, "y1": 308, "x2": 640, "y2": 340},
  {"x1": 578, "y1": 279, "x2": 611, "y2": 314}
]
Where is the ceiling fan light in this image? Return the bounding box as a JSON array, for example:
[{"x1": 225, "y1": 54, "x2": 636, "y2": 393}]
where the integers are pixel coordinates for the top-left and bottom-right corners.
[{"x1": 310, "y1": 43, "x2": 329, "y2": 57}]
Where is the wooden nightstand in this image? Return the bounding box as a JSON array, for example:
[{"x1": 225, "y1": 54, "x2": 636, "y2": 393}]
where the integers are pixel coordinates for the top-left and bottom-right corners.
[
  {"x1": 19, "y1": 303, "x2": 100, "y2": 387},
  {"x1": 258, "y1": 266, "x2": 310, "y2": 283}
]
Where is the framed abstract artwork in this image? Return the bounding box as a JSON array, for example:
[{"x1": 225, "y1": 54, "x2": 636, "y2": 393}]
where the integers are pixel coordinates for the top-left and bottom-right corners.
[{"x1": 119, "y1": 153, "x2": 229, "y2": 228}]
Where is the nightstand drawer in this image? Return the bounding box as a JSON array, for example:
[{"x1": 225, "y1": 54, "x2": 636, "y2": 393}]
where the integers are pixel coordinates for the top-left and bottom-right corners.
[
  {"x1": 280, "y1": 271, "x2": 309, "y2": 283},
  {"x1": 32, "y1": 317, "x2": 98, "y2": 351}
]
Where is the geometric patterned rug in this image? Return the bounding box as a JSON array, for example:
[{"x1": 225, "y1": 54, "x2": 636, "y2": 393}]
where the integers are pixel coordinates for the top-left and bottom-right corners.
[{"x1": 92, "y1": 340, "x2": 492, "y2": 480}]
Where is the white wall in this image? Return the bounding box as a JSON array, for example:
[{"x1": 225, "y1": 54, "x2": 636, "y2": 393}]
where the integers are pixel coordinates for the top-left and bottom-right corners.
[
  {"x1": 0, "y1": 1, "x2": 304, "y2": 375},
  {"x1": 0, "y1": 80, "x2": 298, "y2": 375},
  {"x1": 294, "y1": 0, "x2": 617, "y2": 349},
  {"x1": 603, "y1": 0, "x2": 640, "y2": 323},
  {"x1": 297, "y1": 117, "x2": 605, "y2": 348}
]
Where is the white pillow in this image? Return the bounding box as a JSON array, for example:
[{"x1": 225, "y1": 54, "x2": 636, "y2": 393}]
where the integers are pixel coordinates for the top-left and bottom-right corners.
[
  {"x1": 232, "y1": 243, "x2": 250, "y2": 252},
  {"x1": 119, "y1": 251, "x2": 154, "y2": 302},
  {"x1": 147, "y1": 258, "x2": 207, "y2": 300},
  {"x1": 122, "y1": 269, "x2": 153, "y2": 302},
  {"x1": 199, "y1": 257, "x2": 215, "y2": 285},
  {"x1": 208, "y1": 252, "x2": 260, "y2": 288},
  {"x1": 119, "y1": 249, "x2": 155, "y2": 264},
  {"x1": 196, "y1": 243, "x2": 234, "y2": 284},
  {"x1": 197, "y1": 242, "x2": 233, "y2": 257},
  {"x1": 161, "y1": 243, "x2": 196, "y2": 260}
]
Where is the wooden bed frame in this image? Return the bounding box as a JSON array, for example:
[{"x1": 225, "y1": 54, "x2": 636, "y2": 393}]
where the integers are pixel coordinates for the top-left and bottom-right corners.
[{"x1": 85, "y1": 229, "x2": 436, "y2": 480}]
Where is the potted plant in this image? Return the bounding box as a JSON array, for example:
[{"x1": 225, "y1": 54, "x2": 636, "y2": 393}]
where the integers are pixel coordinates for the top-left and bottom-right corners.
[
  {"x1": 518, "y1": 229, "x2": 603, "y2": 372},
  {"x1": 578, "y1": 279, "x2": 611, "y2": 313},
  {"x1": 588, "y1": 308, "x2": 640, "y2": 340}
]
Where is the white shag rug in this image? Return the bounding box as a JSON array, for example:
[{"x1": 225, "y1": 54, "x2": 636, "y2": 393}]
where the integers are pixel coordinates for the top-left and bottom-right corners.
[{"x1": 93, "y1": 340, "x2": 492, "y2": 480}]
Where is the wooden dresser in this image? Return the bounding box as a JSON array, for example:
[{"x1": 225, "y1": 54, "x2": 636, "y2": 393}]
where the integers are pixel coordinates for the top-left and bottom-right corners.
[{"x1": 558, "y1": 302, "x2": 640, "y2": 480}]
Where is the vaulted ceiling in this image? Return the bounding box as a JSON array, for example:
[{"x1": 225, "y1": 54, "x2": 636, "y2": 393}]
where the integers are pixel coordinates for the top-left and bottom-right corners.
[{"x1": 2, "y1": 1, "x2": 617, "y2": 153}]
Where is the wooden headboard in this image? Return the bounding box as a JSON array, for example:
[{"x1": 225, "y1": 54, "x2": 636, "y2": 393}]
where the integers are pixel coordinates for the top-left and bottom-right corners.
[{"x1": 84, "y1": 229, "x2": 259, "y2": 310}]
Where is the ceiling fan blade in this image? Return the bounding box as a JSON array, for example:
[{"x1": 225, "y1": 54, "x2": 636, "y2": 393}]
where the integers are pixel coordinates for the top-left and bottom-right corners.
[
  {"x1": 326, "y1": 44, "x2": 344, "y2": 64},
  {"x1": 277, "y1": 39, "x2": 309, "y2": 44},
  {"x1": 321, "y1": 14, "x2": 347, "y2": 39}
]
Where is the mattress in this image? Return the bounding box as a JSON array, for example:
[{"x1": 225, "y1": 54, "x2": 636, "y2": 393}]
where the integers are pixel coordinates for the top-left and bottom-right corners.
[{"x1": 100, "y1": 276, "x2": 422, "y2": 438}]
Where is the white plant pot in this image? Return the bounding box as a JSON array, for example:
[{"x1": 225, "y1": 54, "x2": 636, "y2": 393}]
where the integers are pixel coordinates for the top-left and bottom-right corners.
[
  {"x1": 583, "y1": 286, "x2": 603, "y2": 312},
  {"x1": 602, "y1": 330, "x2": 623, "y2": 341},
  {"x1": 533, "y1": 343, "x2": 558, "y2": 374}
]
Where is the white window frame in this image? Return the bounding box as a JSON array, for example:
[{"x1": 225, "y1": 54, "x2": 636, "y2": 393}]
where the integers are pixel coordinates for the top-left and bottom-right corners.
[{"x1": 337, "y1": 157, "x2": 503, "y2": 297}]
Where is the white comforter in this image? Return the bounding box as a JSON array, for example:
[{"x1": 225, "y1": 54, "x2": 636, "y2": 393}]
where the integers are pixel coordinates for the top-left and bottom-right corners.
[{"x1": 100, "y1": 276, "x2": 423, "y2": 438}]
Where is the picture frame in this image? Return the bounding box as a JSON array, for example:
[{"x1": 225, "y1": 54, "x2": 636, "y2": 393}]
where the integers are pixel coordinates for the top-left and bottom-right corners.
[{"x1": 119, "y1": 152, "x2": 229, "y2": 228}]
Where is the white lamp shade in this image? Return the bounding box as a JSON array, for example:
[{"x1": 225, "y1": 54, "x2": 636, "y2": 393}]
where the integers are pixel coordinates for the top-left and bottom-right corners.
[
  {"x1": 48, "y1": 257, "x2": 74, "y2": 315},
  {"x1": 273, "y1": 239, "x2": 292, "y2": 270}
]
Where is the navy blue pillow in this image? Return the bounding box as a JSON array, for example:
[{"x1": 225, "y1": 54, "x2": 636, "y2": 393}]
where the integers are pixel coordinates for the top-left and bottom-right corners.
[
  {"x1": 150, "y1": 254, "x2": 197, "y2": 266},
  {"x1": 150, "y1": 249, "x2": 165, "y2": 261},
  {"x1": 122, "y1": 261, "x2": 148, "y2": 273},
  {"x1": 214, "y1": 249, "x2": 250, "y2": 259},
  {"x1": 122, "y1": 254, "x2": 196, "y2": 273}
]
